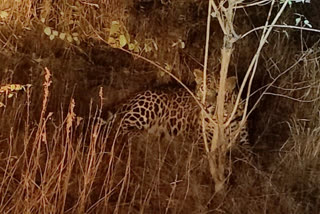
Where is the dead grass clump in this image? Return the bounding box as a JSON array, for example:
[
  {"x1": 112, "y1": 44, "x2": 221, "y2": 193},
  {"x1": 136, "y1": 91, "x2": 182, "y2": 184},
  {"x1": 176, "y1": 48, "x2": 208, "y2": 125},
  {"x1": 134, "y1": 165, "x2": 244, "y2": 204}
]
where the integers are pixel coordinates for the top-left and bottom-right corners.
[
  {"x1": 265, "y1": 44, "x2": 320, "y2": 213},
  {"x1": 98, "y1": 133, "x2": 213, "y2": 213},
  {"x1": 0, "y1": 67, "x2": 108, "y2": 213},
  {"x1": 0, "y1": 66, "x2": 215, "y2": 213},
  {"x1": 276, "y1": 119, "x2": 320, "y2": 213}
]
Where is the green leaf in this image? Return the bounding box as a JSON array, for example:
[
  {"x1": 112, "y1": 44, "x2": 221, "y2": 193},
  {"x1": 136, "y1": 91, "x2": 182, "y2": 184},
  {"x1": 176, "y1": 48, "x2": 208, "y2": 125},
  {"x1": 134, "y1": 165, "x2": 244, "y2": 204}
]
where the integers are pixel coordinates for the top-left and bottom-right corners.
[
  {"x1": 144, "y1": 43, "x2": 152, "y2": 52},
  {"x1": 119, "y1": 35, "x2": 127, "y2": 47},
  {"x1": 110, "y1": 21, "x2": 120, "y2": 37},
  {"x1": 128, "y1": 43, "x2": 135, "y2": 50},
  {"x1": 107, "y1": 37, "x2": 117, "y2": 47},
  {"x1": 52, "y1": 30, "x2": 58, "y2": 36},
  {"x1": 44, "y1": 27, "x2": 52, "y2": 36},
  {"x1": 66, "y1": 34, "x2": 73, "y2": 43},
  {"x1": 73, "y1": 36, "x2": 80, "y2": 45},
  {"x1": 0, "y1": 11, "x2": 9, "y2": 19},
  {"x1": 304, "y1": 20, "x2": 312, "y2": 28},
  {"x1": 59, "y1": 33, "x2": 66, "y2": 40}
]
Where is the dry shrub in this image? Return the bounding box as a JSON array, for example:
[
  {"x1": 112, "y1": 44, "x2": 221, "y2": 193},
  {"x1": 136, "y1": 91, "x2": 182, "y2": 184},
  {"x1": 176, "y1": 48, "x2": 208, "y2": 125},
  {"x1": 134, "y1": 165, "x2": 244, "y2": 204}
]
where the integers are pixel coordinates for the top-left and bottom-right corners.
[{"x1": 267, "y1": 43, "x2": 320, "y2": 214}]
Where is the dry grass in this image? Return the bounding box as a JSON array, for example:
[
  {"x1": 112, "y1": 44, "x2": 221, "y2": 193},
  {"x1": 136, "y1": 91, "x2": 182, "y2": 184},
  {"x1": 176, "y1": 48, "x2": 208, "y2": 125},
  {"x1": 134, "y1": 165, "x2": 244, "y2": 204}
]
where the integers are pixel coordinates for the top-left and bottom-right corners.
[
  {"x1": 0, "y1": 67, "x2": 212, "y2": 212},
  {"x1": 0, "y1": 0, "x2": 320, "y2": 213},
  {"x1": 0, "y1": 0, "x2": 127, "y2": 49}
]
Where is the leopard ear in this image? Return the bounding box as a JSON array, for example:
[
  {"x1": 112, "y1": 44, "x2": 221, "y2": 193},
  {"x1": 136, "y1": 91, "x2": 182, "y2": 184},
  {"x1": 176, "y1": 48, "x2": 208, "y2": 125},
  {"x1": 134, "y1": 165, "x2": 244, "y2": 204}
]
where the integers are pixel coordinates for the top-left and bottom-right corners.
[
  {"x1": 193, "y1": 69, "x2": 203, "y2": 85},
  {"x1": 226, "y1": 76, "x2": 237, "y2": 92}
]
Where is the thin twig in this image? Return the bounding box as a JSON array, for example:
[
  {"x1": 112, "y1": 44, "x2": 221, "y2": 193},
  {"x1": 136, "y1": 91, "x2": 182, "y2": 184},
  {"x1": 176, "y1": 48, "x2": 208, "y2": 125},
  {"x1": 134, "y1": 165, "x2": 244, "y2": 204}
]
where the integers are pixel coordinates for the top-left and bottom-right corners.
[{"x1": 241, "y1": 24, "x2": 320, "y2": 40}]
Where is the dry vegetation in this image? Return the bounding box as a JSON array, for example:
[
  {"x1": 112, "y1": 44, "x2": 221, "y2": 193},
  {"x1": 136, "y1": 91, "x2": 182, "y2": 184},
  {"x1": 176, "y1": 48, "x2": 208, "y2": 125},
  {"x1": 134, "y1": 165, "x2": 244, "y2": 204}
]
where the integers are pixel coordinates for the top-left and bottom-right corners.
[{"x1": 0, "y1": 0, "x2": 320, "y2": 213}]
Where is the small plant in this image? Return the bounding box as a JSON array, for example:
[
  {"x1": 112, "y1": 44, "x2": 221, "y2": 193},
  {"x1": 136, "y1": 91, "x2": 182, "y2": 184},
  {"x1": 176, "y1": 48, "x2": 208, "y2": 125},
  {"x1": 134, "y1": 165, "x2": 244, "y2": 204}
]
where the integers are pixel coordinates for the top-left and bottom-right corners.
[
  {"x1": 107, "y1": 21, "x2": 160, "y2": 54},
  {"x1": 0, "y1": 84, "x2": 31, "y2": 97},
  {"x1": 0, "y1": 84, "x2": 31, "y2": 107},
  {"x1": 295, "y1": 13, "x2": 312, "y2": 28},
  {"x1": 107, "y1": 20, "x2": 140, "y2": 52},
  {"x1": 43, "y1": 25, "x2": 80, "y2": 45}
]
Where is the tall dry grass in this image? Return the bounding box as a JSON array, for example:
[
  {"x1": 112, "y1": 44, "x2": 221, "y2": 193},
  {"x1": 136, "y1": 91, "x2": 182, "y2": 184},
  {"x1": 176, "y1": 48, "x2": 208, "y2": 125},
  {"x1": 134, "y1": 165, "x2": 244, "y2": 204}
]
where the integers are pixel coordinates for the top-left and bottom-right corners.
[
  {"x1": 0, "y1": 66, "x2": 212, "y2": 213},
  {"x1": 267, "y1": 45, "x2": 320, "y2": 214}
]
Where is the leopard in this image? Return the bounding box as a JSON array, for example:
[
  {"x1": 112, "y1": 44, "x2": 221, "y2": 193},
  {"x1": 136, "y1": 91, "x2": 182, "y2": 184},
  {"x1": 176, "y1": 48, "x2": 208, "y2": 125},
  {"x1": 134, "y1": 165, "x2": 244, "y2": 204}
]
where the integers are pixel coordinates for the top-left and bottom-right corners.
[{"x1": 109, "y1": 69, "x2": 249, "y2": 147}]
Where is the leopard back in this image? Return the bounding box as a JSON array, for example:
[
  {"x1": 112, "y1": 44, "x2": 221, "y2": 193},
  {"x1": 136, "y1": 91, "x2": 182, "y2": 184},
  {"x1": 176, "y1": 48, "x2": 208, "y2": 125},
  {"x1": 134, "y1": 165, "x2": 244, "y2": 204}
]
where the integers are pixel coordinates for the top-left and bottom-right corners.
[
  {"x1": 110, "y1": 70, "x2": 249, "y2": 146},
  {"x1": 115, "y1": 89, "x2": 201, "y2": 140}
]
